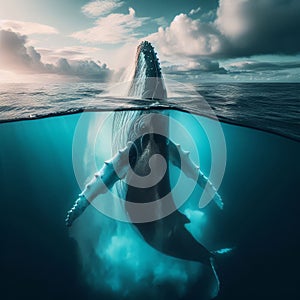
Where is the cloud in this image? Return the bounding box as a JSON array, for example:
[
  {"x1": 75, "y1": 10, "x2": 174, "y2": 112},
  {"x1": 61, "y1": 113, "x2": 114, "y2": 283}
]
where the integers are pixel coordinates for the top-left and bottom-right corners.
[
  {"x1": 164, "y1": 60, "x2": 227, "y2": 75},
  {"x1": 147, "y1": 0, "x2": 300, "y2": 61},
  {"x1": 146, "y1": 14, "x2": 224, "y2": 58},
  {"x1": 144, "y1": 14, "x2": 227, "y2": 77},
  {"x1": 227, "y1": 60, "x2": 300, "y2": 72},
  {"x1": 215, "y1": 0, "x2": 300, "y2": 56},
  {"x1": 51, "y1": 58, "x2": 110, "y2": 80},
  {"x1": 0, "y1": 20, "x2": 58, "y2": 35},
  {"x1": 154, "y1": 17, "x2": 168, "y2": 27},
  {"x1": 189, "y1": 7, "x2": 201, "y2": 16},
  {"x1": 82, "y1": 0, "x2": 124, "y2": 17},
  {"x1": 0, "y1": 30, "x2": 41, "y2": 71},
  {"x1": 0, "y1": 30, "x2": 112, "y2": 81},
  {"x1": 72, "y1": 8, "x2": 148, "y2": 44},
  {"x1": 38, "y1": 46, "x2": 102, "y2": 63},
  {"x1": 208, "y1": 58, "x2": 300, "y2": 82}
]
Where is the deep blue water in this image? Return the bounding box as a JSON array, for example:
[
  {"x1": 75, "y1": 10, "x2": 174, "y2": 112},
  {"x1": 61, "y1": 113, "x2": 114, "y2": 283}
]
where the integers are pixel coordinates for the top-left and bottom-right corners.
[
  {"x1": 0, "y1": 82, "x2": 299, "y2": 299},
  {"x1": 0, "y1": 110, "x2": 299, "y2": 300}
]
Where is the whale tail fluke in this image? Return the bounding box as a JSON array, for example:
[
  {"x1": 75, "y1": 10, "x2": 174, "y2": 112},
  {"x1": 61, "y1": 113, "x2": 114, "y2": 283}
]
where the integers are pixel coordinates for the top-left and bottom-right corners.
[
  {"x1": 210, "y1": 257, "x2": 220, "y2": 299},
  {"x1": 209, "y1": 247, "x2": 235, "y2": 298}
]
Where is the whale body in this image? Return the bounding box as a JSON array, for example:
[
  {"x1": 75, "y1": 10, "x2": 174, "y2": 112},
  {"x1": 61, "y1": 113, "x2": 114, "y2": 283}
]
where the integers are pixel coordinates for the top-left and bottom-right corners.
[
  {"x1": 113, "y1": 41, "x2": 214, "y2": 265},
  {"x1": 66, "y1": 41, "x2": 225, "y2": 297}
]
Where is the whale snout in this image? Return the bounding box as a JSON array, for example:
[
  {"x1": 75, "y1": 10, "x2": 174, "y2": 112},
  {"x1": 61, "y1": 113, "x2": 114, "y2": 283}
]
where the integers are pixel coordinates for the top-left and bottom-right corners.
[{"x1": 128, "y1": 41, "x2": 167, "y2": 100}]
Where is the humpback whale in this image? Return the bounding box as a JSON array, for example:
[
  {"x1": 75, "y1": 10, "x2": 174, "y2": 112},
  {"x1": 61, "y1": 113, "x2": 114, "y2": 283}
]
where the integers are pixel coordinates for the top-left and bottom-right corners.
[{"x1": 66, "y1": 41, "x2": 224, "y2": 297}]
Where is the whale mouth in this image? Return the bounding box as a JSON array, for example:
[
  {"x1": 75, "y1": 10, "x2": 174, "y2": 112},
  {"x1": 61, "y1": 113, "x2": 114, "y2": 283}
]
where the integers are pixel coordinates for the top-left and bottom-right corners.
[{"x1": 128, "y1": 41, "x2": 167, "y2": 100}]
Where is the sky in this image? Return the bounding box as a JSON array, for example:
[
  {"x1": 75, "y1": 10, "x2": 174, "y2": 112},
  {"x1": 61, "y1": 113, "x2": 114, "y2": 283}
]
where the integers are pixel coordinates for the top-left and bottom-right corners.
[{"x1": 0, "y1": 0, "x2": 299, "y2": 82}]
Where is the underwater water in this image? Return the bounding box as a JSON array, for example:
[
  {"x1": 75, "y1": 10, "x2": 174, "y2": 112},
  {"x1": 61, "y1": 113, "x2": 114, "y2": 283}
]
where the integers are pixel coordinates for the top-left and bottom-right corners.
[{"x1": 0, "y1": 105, "x2": 299, "y2": 299}]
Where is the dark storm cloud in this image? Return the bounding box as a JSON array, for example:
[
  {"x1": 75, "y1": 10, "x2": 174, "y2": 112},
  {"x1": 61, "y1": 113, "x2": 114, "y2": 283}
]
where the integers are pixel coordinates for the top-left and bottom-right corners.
[
  {"x1": 216, "y1": 0, "x2": 300, "y2": 57},
  {"x1": 0, "y1": 30, "x2": 112, "y2": 81}
]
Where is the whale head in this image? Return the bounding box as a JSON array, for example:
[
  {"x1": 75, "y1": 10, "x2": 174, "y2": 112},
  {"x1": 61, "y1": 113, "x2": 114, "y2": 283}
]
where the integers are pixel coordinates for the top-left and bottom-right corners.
[{"x1": 128, "y1": 41, "x2": 167, "y2": 100}]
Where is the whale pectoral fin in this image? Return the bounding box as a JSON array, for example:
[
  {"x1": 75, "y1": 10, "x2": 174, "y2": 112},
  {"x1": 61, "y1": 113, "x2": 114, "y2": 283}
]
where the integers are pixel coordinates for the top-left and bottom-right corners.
[
  {"x1": 198, "y1": 172, "x2": 224, "y2": 210},
  {"x1": 65, "y1": 195, "x2": 90, "y2": 227},
  {"x1": 65, "y1": 165, "x2": 119, "y2": 227},
  {"x1": 169, "y1": 142, "x2": 223, "y2": 210},
  {"x1": 65, "y1": 142, "x2": 134, "y2": 227}
]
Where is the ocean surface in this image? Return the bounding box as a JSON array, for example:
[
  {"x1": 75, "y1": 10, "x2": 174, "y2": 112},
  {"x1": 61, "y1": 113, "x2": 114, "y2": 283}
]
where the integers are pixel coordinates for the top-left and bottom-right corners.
[
  {"x1": 0, "y1": 82, "x2": 299, "y2": 141},
  {"x1": 0, "y1": 82, "x2": 299, "y2": 300}
]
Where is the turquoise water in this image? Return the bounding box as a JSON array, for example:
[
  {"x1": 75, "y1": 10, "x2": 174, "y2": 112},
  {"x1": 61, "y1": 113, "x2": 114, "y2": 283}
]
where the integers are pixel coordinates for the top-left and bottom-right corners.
[{"x1": 0, "y1": 111, "x2": 299, "y2": 299}]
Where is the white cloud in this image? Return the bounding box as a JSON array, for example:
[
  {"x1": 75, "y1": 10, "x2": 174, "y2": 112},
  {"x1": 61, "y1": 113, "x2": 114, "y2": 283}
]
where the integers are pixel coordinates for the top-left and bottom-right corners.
[
  {"x1": 146, "y1": 14, "x2": 223, "y2": 58},
  {"x1": 38, "y1": 46, "x2": 102, "y2": 64},
  {"x1": 189, "y1": 7, "x2": 201, "y2": 16},
  {"x1": 82, "y1": 0, "x2": 124, "y2": 17},
  {"x1": 154, "y1": 17, "x2": 168, "y2": 27},
  {"x1": 164, "y1": 60, "x2": 227, "y2": 74},
  {"x1": 0, "y1": 30, "x2": 112, "y2": 81},
  {"x1": 226, "y1": 60, "x2": 300, "y2": 72},
  {"x1": 144, "y1": 14, "x2": 227, "y2": 77},
  {"x1": 72, "y1": 8, "x2": 148, "y2": 44},
  {"x1": 0, "y1": 20, "x2": 58, "y2": 35}
]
